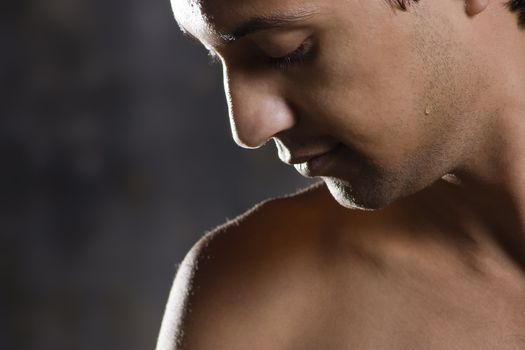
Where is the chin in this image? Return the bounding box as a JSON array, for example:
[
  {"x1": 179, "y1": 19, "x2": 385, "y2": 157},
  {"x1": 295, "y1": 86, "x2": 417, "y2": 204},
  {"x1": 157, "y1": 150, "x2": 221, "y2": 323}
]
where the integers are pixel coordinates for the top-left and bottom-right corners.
[{"x1": 323, "y1": 176, "x2": 401, "y2": 211}]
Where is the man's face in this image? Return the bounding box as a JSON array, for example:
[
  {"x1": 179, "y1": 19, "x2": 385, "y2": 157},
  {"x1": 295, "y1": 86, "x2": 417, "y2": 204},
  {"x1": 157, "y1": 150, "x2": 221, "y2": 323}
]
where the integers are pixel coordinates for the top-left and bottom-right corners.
[{"x1": 174, "y1": 0, "x2": 486, "y2": 210}]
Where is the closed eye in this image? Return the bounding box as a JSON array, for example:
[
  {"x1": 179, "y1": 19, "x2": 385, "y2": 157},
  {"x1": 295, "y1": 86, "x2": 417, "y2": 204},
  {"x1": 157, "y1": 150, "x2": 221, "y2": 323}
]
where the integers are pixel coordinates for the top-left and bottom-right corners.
[{"x1": 268, "y1": 40, "x2": 312, "y2": 71}]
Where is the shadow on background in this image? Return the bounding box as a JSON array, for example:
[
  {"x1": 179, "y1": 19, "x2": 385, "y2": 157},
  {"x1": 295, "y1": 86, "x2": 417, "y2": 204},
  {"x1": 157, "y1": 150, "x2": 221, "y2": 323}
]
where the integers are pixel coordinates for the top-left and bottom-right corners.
[{"x1": 1, "y1": 1, "x2": 312, "y2": 349}]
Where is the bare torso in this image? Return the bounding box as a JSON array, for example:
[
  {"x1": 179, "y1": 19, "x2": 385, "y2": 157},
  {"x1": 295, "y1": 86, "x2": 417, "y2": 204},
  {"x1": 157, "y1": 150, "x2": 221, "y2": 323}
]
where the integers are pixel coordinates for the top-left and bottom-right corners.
[{"x1": 158, "y1": 181, "x2": 525, "y2": 349}]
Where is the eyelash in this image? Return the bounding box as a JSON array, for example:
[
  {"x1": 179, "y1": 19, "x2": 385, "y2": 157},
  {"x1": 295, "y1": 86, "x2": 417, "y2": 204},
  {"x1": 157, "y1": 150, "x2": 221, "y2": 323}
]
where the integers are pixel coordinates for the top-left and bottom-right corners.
[
  {"x1": 205, "y1": 41, "x2": 312, "y2": 70},
  {"x1": 268, "y1": 42, "x2": 310, "y2": 70}
]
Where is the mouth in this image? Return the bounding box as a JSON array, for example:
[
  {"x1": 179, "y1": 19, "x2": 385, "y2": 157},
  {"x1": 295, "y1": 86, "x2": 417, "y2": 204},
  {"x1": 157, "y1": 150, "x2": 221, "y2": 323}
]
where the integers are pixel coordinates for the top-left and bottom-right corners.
[{"x1": 291, "y1": 143, "x2": 343, "y2": 177}]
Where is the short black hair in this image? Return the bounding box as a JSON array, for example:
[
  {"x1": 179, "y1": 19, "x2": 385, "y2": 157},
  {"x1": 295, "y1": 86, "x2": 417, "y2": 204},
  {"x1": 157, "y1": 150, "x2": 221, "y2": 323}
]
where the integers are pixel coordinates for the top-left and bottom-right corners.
[
  {"x1": 507, "y1": 0, "x2": 525, "y2": 26},
  {"x1": 389, "y1": 0, "x2": 525, "y2": 28}
]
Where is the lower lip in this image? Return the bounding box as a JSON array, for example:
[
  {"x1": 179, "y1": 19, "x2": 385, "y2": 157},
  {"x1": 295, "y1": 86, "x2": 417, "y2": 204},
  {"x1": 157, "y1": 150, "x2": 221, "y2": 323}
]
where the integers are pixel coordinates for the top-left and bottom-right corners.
[{"x1": 295, "y1": 144, "x2": 342, "y2": 177}]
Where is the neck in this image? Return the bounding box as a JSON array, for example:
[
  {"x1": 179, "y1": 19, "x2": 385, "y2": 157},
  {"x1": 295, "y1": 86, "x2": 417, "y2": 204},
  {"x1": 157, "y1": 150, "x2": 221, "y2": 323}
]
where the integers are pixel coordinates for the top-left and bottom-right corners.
[
  {"x1": 409, "y1": 23, "x2": 525, "y2": 272},
  {"x1": 411, "y1": 89, "x2": 525, "y2": 279}
]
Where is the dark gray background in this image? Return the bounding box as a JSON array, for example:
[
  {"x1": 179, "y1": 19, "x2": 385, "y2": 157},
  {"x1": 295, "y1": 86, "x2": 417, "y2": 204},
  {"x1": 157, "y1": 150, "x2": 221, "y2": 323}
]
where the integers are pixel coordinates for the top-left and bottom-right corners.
[{"x1": 1, "y1": 1, "x2": 312, "y2": 349}]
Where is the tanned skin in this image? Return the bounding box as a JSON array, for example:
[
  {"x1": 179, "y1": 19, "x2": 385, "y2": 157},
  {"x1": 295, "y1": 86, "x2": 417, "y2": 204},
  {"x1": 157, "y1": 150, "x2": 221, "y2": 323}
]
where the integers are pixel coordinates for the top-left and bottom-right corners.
[{"x1": 157, "y1": 0, "x2": 525, "y2": 348}]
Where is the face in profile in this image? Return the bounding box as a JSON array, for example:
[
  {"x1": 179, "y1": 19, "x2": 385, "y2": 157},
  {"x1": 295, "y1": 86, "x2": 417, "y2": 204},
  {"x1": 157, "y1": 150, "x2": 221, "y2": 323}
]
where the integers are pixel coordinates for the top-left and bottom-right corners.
[{"x1": 173, "y1": 0, "x2": 486, "y2": 210}]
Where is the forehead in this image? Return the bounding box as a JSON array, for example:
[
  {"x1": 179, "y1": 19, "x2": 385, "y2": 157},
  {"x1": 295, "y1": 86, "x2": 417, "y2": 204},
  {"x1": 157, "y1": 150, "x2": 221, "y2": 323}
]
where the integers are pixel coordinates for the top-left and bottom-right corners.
[{"x1": 171, "y1": 0, "x2": 322, "y2": 46}]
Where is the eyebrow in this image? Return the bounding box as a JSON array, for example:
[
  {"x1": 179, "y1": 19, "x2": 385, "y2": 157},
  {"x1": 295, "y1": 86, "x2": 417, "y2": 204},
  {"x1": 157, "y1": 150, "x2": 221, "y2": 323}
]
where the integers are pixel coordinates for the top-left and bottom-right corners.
[
  {"x1": 182, "y1": 8, "x2": 319, "y2": 46},
  {"x1": 225, "y1": 10, "x2": 318, "y2": 42}
]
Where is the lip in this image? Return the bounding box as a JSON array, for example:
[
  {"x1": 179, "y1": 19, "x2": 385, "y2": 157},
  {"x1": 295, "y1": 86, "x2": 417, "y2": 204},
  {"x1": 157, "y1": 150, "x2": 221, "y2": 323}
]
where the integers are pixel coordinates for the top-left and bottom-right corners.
[{"x1": 293, "y1": 144, "x2": 342, "y2": 177}]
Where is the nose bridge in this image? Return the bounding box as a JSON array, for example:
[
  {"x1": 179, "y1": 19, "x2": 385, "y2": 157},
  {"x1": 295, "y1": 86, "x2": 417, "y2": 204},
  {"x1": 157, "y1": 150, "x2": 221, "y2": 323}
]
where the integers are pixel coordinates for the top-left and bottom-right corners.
[{"x1": 223, "y1": 67, "x2": 296, "y2": 149}]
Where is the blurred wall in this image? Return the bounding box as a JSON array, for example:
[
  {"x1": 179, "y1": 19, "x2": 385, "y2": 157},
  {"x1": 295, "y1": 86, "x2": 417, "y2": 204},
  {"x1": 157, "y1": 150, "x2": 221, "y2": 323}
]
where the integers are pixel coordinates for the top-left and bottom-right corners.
[{"x1": 1, "y1": 1, "x2": 311, "y2": 349}]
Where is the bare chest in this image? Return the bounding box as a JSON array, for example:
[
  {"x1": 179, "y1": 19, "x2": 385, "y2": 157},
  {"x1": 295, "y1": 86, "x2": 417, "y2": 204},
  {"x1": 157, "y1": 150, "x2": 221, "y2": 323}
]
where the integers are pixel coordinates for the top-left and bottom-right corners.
[
  {"x1": 303, "y1": 281, "x2": 525, "y2": 349},
  {"x1": 252, "y1": 254, "x2": 525, "y2": 350}
]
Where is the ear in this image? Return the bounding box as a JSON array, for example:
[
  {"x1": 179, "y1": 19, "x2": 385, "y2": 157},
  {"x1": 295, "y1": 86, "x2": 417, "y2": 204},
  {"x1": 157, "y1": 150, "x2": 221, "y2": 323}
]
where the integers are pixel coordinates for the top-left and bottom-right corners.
[{"x1": 464, "y1": 0, "x2": 490, "y2": 16}]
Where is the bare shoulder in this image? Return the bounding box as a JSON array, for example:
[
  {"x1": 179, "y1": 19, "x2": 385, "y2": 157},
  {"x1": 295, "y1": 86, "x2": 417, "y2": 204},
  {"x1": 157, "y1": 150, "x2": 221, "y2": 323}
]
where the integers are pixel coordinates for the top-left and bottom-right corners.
[
  {"x1": 156, "y1": 180, "x2": 525, "y2": 349},
  {"x1": 155, "y1": 182, "x2": 387, "y2": 350},
  {"x1": 156, "y1": 182, "x2": 334, "y2": 349}
]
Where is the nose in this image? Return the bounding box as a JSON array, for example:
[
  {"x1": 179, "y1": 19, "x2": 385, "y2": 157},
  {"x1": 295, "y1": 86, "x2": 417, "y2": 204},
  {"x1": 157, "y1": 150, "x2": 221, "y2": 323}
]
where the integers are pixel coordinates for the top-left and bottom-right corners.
[{"x1": 223, "y1": 66, "x2": 296, "y2": 149}]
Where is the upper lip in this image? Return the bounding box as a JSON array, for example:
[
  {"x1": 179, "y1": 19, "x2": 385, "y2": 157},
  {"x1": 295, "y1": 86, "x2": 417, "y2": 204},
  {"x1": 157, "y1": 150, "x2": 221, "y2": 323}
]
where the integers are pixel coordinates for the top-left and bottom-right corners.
[{"x1": 285, "y1": 144, "x2": 341, "y2": 165}]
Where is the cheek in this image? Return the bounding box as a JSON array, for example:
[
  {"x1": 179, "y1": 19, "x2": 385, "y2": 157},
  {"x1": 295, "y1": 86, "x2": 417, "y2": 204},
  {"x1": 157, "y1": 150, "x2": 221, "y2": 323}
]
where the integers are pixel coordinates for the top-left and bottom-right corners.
[
  {"x1": 299, "y1": 25, "x2": 428, "y2": 163},
  {"x1": 303, "y1": 66, "x2": 427, "y2": 166}
]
